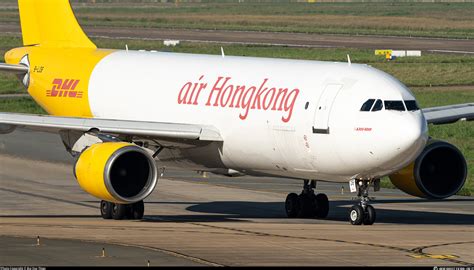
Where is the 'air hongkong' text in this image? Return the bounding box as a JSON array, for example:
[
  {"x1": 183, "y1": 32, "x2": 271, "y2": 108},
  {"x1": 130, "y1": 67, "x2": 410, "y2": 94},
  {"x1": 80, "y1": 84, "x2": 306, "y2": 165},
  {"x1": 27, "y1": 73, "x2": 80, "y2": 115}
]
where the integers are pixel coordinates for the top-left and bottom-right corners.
[{"x1": 177, "y1": 75, "x2": 299, "y2": 122}]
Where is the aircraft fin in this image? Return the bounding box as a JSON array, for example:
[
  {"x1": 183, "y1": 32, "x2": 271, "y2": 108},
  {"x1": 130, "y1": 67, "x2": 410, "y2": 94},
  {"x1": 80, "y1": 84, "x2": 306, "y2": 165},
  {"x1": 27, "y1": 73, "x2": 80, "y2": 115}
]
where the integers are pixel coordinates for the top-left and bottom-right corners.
[{"x1": 18, "y1": 0, "x2": 96, "y2": 48}]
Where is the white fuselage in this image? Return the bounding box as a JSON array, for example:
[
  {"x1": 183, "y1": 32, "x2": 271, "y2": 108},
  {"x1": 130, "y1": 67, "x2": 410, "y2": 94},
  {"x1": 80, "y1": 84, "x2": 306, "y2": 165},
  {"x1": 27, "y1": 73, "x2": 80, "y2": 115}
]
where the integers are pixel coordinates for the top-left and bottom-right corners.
[{"x1": 87, "y1": 51, "x2": 428, "y2": 182}]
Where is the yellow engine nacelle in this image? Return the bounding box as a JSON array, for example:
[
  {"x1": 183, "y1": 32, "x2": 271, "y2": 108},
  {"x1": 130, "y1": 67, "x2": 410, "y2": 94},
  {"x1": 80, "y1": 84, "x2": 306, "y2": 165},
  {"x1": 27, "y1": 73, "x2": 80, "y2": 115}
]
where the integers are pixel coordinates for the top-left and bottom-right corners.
[
  {"x1": 74, "y1": 142, "x2": 158, "y2": 204},
  {"x1": 389, "y1": 140, "x2": 467, "y2": 199}
]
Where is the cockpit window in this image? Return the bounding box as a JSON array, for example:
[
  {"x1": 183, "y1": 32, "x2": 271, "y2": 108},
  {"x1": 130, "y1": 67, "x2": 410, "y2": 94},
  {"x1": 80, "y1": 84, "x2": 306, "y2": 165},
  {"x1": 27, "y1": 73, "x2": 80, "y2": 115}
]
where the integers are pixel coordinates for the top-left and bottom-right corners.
[
  {"x1": 372, "y1": 99, "x2": 383, "y2": 111},
  {"x1": 360, "y1": 99, "x2": 375, "y2": 111},
  {"x1": 384, "y1": 100, "x2": 405, "y2": 111},
  {"x1": 404, "y1": 100, "x2": 419, "y2": 111}
]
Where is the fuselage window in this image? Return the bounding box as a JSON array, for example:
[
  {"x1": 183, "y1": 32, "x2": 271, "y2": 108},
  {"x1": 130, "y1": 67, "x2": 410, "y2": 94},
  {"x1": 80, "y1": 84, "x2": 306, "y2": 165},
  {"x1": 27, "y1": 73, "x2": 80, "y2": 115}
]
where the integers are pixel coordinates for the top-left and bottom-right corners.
[
  {"x1": 404, "y1": 100, "x2": 420, "y2": 111},
  {"x1": 372, "y1": 99, "x2": 383, "y2": 111},
  {"x1": 360, "y1": 99, "x2": 375, "y2": 111},
  {"x1": 384, "y1": 100, "x2": 406, "y2": 111}
]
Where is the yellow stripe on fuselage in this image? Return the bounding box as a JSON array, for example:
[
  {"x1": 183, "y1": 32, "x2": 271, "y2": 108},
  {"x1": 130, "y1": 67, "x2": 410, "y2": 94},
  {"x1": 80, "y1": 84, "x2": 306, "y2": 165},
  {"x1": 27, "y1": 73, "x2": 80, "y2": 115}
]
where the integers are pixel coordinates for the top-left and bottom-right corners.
[{"x1": 5, "y1": 47, "x2": 115, "y2": 117}]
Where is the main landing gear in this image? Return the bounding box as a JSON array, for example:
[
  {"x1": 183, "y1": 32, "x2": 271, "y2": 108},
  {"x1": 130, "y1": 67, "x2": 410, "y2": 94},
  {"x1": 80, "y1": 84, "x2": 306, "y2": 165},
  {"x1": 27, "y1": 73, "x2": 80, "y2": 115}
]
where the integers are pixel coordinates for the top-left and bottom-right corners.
[
  {"x1": 100, "y1": 200, "x2": 145, "y2": 220},
  {"x1": 349, "y1": 180, "x2": 377, "y2": 225},
  {"x1": 285, "y1": 180, "x2": 329, "y2": 219}
]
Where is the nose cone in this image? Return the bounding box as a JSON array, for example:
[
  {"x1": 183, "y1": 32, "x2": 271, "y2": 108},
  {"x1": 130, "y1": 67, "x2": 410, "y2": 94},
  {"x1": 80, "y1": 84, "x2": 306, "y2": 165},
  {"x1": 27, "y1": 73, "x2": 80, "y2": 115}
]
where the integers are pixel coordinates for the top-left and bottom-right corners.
[
  {"x1": 376, "y1": 111, "x2": 428, "y2": 171},
  {"x1": 398, "y1": 112, "x2": 427, "y2": 154}
]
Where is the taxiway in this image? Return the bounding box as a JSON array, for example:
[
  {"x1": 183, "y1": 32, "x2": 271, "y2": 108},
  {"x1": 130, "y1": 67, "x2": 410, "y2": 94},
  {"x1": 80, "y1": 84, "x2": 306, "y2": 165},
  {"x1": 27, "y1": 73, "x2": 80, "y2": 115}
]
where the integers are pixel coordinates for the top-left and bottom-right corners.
[{"x1": 0, "y1": 129, "x2": 473, "y2": 266}]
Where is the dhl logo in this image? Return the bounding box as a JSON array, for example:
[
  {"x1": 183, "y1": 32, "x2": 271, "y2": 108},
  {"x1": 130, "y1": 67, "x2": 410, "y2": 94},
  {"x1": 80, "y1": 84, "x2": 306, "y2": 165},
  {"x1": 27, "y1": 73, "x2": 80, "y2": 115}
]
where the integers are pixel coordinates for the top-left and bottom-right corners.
[{"x1": 46, "y1": 78, "x2": 83, "y2": 98}]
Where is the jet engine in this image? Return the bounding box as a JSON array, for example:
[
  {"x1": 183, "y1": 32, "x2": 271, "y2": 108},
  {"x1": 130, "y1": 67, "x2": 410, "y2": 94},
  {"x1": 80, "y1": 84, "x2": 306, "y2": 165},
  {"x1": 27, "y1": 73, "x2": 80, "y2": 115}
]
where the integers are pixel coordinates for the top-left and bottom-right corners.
[
  {"x1": 74, "y1": 142, "x2": 158, "y2": 204},
  {"x1": 389, "y1": 140, "x2": 467, "y2": 199}
]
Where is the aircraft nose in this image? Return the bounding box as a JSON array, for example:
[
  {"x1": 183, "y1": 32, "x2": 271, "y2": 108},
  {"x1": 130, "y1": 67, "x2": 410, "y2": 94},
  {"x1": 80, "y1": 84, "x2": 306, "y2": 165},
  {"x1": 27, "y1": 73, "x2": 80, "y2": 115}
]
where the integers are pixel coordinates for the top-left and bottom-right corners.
[
  {"x1": 380, "y1": 111, "x2": 428, "y2": 170},
  {"x1": 331, "y1": 110, "x2": 428, "y2": 176},
  {"x1": 399, "y1": 113, "x2": 427, "y2": 150}
]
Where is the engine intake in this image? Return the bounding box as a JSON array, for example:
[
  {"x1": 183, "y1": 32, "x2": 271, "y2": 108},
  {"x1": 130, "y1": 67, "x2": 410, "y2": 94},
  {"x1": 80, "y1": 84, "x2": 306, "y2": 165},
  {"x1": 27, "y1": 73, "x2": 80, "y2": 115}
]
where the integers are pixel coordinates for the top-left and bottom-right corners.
[
  {"x1": 75, "y1": 142, "x2": 158, "y2": 204},
  {"x1": 389, "y1": 140, "x2": 467, "y2": 199}
]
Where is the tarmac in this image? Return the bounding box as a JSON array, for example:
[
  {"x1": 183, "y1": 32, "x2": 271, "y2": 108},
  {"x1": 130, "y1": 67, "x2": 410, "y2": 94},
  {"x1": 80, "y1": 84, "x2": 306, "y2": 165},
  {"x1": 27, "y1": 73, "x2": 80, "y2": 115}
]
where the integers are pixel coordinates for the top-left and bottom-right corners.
[{"x1": 0, "y1": 128, "x2": 473, "y2": 266}]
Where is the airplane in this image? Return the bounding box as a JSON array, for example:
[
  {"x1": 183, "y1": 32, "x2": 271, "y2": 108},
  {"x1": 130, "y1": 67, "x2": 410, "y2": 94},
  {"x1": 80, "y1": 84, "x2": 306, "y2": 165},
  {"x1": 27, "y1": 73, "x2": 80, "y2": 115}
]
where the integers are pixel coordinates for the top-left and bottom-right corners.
[{"x1": 0, "y1": 0, "x2": 472, "y2": 225}]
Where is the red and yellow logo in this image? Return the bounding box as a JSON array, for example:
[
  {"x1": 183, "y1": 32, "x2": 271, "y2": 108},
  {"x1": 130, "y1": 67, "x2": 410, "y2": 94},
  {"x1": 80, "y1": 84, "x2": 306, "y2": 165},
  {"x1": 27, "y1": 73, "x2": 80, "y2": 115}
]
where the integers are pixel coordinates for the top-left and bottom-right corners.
[{"x1": 46, "y1": 78, "x2": 82, "y2": 98}]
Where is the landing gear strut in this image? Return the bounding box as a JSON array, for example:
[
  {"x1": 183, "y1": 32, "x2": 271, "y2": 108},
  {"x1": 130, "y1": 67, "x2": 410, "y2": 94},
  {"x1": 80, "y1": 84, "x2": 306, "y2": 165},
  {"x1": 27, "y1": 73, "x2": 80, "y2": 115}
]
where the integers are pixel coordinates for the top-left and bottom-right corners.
[
  {"x1": 349, "y1": 180, "x2": 376, "y2": 225},
  {"x1": 100, "y1": 200, "x2": 145, "y2": 220},
  {"x1": 285, "y1": 180, "x2": 329, "y2": 219}
]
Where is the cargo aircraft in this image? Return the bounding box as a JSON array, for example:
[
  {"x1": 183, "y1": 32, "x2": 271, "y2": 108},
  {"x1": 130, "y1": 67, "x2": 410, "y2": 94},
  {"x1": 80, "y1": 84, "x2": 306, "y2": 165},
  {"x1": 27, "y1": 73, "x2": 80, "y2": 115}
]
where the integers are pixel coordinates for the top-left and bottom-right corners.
[{"x1": 1, "y1": 0, "x2": 472, "y2": 225}]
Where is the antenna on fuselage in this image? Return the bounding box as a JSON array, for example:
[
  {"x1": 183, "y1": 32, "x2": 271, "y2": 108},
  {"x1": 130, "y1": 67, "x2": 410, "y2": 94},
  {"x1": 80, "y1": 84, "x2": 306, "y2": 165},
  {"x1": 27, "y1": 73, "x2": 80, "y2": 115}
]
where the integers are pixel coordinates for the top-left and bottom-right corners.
[
  {"x1": 221, "y1": 47, "x2": 225, "y2": 58},
  {"x1": 347, "y1": 54, "x2": 351, "y2": 66},
  {"x1": 125, "y1": 44, "x2": 129, "y2": 53}
]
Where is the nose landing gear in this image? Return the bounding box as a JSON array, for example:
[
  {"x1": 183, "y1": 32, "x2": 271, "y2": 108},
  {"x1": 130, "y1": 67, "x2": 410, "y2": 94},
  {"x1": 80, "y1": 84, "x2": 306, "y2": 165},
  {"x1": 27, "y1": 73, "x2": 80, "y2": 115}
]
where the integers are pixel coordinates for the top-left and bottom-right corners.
[
  {"x1": 349, "y1": 180, "x2": 377, "y2": 225},
  {"x1": 285, "y1": 180, "x2": 329, "y2": 219}
]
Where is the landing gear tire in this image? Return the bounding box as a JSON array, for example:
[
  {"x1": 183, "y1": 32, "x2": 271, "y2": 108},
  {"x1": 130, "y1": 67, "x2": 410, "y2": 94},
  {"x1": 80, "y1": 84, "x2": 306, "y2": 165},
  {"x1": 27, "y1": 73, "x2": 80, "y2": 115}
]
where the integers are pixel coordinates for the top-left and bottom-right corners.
[
  {"x1": 100, "y1": 200, "x2": 113, "y2": 219},
  {"x1": 298, "y1": 193, "x2": 316, "y2": 218},
  {"x1": 112, "y1": 203, "x2": 128, "y2": 220},
  {"x1": 285, "y1": 193, "x2": 300, "y2": 218},
  {"x1": 285, "y1": 180, "x2": 330, "y2": 219},
  {"x1": 363, "y1": 205, "x2": 376, "y2": 225},
  {"x1": 129, "y1": 201, "x2": 145, "y2": 220},
  {"x1": 349, "y1": 205, "x2": 364, "y2": 225},
  {"x1": 315, "y1": 193, "x2": 329, "y2": 218}
]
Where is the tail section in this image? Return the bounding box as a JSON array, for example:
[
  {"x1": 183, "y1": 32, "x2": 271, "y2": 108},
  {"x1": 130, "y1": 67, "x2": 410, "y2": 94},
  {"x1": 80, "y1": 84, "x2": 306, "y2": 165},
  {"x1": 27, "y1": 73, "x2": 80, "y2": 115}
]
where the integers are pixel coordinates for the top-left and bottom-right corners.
[{"x1": 18, "y1": 0, "x2": 96, "y2": 48}]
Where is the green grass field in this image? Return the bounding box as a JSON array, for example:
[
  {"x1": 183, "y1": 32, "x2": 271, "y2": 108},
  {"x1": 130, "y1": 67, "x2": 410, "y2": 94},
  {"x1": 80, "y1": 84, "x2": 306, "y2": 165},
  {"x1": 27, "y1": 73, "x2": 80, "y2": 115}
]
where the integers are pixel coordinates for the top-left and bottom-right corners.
[
  {"x1": 0, "y1": 34, "x2": 472, "y2": 195},
  {"x1": 0, "y1": 2, "x2": 473, "y2": 39},
  {"x1": 2, "y1": 35, "x2": 474, "y2": 94}
]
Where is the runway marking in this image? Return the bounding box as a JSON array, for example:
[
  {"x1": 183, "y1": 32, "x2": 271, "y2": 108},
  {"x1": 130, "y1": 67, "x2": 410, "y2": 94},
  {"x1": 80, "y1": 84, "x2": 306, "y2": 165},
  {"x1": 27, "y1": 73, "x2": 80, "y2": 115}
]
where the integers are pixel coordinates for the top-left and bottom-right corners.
[
  {"x1": 2, "y1": 234, "x2": 224, "y2": 267},
  {"x1": 0, "y1": 222, "x2": 250, "y2": 238},
  {"x1": 187, "y1": 222, "x2": 474, "y2": 266},
  {"x1": 409, "y1": 254, "x2": 458, "y2": 259},
  {"x1": 5, "y1": 221, "x2": 472, "y2": 266},
  {"x1": 2, "y1": 220, "x2": 473, "y2": 266},
  {"x1": 97, "y1": 241, "x2": 224, "y2": 267},
  {"x1": 411, "y1": 242, "x2": 474, "y2": 266}
]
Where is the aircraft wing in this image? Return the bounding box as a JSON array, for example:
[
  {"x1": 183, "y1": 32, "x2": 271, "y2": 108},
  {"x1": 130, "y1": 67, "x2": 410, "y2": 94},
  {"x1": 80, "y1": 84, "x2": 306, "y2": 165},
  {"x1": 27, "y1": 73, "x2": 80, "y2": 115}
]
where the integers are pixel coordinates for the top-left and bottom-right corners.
[
  {"x1": 422, "y1": 103, "x2": 474, "y2": 125},
  {"x1": 0, "y1": 112, "x2": 222, "y2": 142},
  {"x1": 0, "y1": 63, "x2": 29, "y2": 74}
]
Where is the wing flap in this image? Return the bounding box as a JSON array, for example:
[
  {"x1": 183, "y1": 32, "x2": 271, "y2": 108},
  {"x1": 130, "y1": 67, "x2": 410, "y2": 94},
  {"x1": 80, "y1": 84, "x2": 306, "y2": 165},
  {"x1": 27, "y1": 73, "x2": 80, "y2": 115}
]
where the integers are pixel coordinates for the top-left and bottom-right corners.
[
  {"x1": 0, "y1": 113, "x2": 222, "y2": 141},
  {"x1": 422, "y1": 103, "x2": 474, "y2": 125}
]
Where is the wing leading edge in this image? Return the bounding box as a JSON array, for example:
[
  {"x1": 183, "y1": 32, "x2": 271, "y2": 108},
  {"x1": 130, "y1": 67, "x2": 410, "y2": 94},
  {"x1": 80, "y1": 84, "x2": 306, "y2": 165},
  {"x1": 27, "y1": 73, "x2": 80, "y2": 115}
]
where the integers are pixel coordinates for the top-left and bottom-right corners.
[
  {"x1": 0, "y1": 63, "x2": 29, "y2": 74},
  {"x1": 422, "y1": 103, "x2": 474, "y2": 125},
  {"x1": 0, "y1": 113, "x2": 222, "y2": 141}
]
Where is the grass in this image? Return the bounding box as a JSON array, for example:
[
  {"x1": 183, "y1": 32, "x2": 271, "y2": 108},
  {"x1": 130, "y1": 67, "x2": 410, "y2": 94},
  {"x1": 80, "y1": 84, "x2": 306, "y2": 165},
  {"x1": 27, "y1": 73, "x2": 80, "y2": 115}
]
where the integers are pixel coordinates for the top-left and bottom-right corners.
[
  {"x1": 0, "y1": 35, "x2": 473, "y2": 196},
  {"x1": 1, "y1": 2, "x2": 473, "y2": 39},
  {"x1": 99, "y1": 38, "x2": 474, "y2": 87},
  {"x1": 0, "y1": 73, "x2": 23, "y2": 94},
  {"x1": 0, "y1": 36, "x2": 26, "y2": 94},
  {"x1": 0, "y1": 97, "x2": 46, "y2": 114},
  {"x1": 3, "y1": 36, "x2": 474, "y2": 94}
]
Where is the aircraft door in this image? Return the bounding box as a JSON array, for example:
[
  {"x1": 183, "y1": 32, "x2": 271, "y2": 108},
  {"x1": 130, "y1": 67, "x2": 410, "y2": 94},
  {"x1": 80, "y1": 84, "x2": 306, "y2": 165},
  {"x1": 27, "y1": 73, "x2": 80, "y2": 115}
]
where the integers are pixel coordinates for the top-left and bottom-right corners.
[{"x1": 313, "y1": 84, "x2": 343, "y2": 134}]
